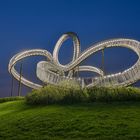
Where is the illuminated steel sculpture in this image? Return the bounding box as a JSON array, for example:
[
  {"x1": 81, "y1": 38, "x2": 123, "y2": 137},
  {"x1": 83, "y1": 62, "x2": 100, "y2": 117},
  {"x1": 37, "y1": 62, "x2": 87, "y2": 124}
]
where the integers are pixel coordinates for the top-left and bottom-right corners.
[{"x1": 8, "y1": 32, "x2": 140, "y2": 89}]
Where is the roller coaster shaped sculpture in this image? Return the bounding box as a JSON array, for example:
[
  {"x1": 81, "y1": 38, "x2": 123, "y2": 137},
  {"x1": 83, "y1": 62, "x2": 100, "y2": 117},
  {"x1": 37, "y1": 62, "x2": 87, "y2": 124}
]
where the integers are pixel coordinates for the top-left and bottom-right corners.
[{"x1": 8, "y1": 32, "x2": 140, "y2": 89}]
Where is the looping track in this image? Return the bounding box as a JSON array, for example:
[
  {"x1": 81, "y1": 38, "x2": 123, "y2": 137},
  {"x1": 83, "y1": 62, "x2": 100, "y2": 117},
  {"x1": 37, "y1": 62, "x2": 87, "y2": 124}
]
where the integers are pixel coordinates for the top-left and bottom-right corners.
[{"x1": 9, "y1": 32, "x2": 140, "y2": 89}]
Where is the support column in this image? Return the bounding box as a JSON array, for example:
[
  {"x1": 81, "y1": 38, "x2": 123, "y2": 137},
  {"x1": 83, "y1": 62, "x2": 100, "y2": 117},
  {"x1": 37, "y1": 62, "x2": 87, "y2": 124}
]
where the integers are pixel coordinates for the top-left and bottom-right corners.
[
  {"x1": 102, "y1": 48, "x2": 105, "y2": 75},
  {"x1": 18, "y1": 63, "x2": 23, "y2": 96},
  {"x1": 11, "y1": 76, "x2": 14, "y2": 96}
]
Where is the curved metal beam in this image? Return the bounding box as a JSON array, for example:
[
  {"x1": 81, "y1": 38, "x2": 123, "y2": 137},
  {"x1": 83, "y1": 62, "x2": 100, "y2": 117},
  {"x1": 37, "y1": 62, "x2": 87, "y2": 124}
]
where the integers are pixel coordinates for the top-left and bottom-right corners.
[
  {"x1": 8, "y1": 49, "x2": 53, "y2": 89},
  {"x1": 8, "y1": 32, "x2": 140, "y2": 89}
]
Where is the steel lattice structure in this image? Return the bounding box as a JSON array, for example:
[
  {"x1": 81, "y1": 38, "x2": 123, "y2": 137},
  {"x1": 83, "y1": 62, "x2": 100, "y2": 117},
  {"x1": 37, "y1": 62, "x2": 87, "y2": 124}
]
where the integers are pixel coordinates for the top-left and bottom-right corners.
[{"x1": 8, "y1": 32, "x2": 140, "y2": 89}]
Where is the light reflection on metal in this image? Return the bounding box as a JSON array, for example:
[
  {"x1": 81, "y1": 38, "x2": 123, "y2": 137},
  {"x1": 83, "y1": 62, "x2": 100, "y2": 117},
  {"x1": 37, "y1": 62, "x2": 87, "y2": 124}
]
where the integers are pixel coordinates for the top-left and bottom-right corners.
[{"x1": 8, "y1": 32, "x2": 140, "y2": 89}]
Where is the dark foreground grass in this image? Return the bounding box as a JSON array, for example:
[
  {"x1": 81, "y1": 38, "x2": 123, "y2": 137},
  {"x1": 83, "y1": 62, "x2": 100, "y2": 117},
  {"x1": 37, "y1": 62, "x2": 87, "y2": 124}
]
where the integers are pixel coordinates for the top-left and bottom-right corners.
[
  {"x1": 0, "y1": 100, "x2": 140, "y2": 140},
  {"x1": 0, "y1": 96, "x2": 24, "y2": 103}
]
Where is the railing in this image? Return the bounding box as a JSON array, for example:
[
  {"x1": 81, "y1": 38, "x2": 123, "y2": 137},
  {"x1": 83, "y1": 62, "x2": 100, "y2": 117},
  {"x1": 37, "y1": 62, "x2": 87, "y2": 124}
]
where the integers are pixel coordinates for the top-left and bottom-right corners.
[{"x1": 8, "y1": 32, "x2": 140, "y2": 89}]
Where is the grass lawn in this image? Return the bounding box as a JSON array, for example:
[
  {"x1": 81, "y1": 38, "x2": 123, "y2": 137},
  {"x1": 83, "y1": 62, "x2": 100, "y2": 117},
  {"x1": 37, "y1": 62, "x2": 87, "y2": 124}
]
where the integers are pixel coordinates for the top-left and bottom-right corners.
[{"x1": 0, "y1": 100, "x2": 140, "y2": 140}]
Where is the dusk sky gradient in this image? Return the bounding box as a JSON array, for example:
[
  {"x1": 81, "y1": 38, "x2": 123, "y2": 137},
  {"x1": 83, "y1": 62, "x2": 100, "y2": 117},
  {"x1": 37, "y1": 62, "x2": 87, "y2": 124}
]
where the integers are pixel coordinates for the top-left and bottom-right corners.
[{"x1": 1, "y1": 0, "x2": 140, "y2": 97}]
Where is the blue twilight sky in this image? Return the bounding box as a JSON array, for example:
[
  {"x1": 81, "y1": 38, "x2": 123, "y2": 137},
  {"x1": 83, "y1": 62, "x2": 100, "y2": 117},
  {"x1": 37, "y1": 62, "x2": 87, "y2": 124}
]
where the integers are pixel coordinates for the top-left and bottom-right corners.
[{"x1": 0, "y1": 0, "x2": 140, "y2": 97}]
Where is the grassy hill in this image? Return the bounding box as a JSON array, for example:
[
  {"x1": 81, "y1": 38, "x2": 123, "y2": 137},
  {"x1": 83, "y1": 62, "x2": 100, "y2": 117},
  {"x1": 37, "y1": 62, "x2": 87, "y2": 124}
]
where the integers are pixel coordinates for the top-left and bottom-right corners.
[{"x1": 0, "y1": 100, "x2": 140, "y2": 139}]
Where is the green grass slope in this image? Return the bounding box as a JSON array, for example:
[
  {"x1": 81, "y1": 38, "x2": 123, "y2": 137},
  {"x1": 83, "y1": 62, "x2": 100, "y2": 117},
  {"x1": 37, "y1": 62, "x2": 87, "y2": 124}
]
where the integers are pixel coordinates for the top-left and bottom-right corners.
[{"x1": 0, "y1": 101, "x2": 140, "y2": 140}]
